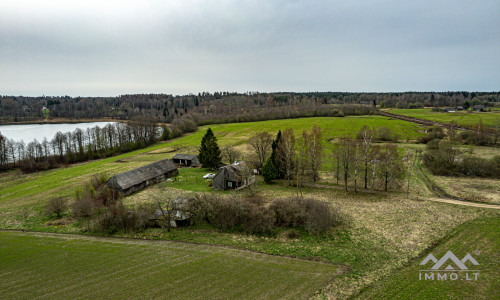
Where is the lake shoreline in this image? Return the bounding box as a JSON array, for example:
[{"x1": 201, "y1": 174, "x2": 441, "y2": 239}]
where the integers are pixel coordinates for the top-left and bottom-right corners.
[{"x1": 0, "y1": 117, "x2": 121, "y2": 125}]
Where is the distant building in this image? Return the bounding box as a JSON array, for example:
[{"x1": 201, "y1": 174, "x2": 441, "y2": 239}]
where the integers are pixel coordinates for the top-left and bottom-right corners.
[
  {"x1": 456, "y1": 106, "x2": 463, "y2": 111},
  {"x1": 212, "y1": 162, "x2": 255, "y2": 190},
  {"x1": 472, "y1": 105, "x2": 485, "y2": 112},
  {"x1": 443, "y1": 108, "x2": 455, "y2": 113},
  {"x1": 172, "y1": 154, "x2": 200, "y2": 167},
  {"x1": 106, "y1": 159, "x2": 178, "y2": 195},
  {"x1": 152, "y1": 196, "x2": 193, "y2": 227}
]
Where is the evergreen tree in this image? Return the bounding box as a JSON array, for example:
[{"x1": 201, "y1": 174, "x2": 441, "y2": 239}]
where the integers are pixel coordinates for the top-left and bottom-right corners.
[
  {"x1": 270, "y1": 131, "x2": 284, "y2": 179},
  {"x1": 198, "y1": 128, "x2": 222, "y2": 169},
  {"x1": 262, "y1": 157, "x2": 277, "y2": 183}
]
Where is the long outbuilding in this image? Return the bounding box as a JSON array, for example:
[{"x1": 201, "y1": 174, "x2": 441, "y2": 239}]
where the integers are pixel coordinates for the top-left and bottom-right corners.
[
  {"x1": 172, "y1": 154, "x2": 200, "y2": 167},
  {"x1": 106, "y1": 159, "x2": 178, "y2": 195}
]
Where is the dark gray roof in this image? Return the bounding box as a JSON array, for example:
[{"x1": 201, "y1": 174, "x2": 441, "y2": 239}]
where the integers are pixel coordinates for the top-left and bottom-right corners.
[
  {"x1": 173, "y1": 154, "x2": 198, "y2": 160},
  {"x1": 107, "y1": 159, "x2": 177, "y2": 190},
  {"x1": 219, "y1": 162, "x2": 249, "y2": 179}
]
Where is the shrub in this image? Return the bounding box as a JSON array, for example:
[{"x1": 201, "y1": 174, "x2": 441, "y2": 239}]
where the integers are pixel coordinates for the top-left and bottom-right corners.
[
  {"x1": 270, "y1": 197, "x2": 344, "y2": 234},
  {"x1": 301, "y1": 198, "x2": 338, "y2": 234},
  {"x1": 208, "y1": 197, "x2": 242, "y2": 231},
  {"x1": 45, "y1": 197, "x2": 67, "y2": 218},
  {"x1": 72, "y1": 195, "x2": 95, "y2": 231},
  {"x1": 375, "y1": 127, "x2": 396, "y2": 142},
  {"x1": 186, "y1": 193, "x2": 217, "y2": 224},
  {"x1": 269, "y1": 198, "x2": 306, "y2": 228},
  {"x1": 189, "y1": 193, "x2": 344, "y2": 235},
  {"x1": 240, "y1": 203, "x2": 275, "y2": 234}
]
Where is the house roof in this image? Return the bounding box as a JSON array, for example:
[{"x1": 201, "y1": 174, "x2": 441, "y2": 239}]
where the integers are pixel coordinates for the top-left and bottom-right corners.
[
  {"x1": 173, "y1": 154, "x2": 199, "y2": 161},
  {"x1": 219, "y1": 162, "x2": 249, "y2": 180},
  {"x1": 106, "y1": 159, "x2": 177, "y2": 190}
]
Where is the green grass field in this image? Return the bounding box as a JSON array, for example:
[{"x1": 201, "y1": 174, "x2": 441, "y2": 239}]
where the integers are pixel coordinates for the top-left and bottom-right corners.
[
  {"x1": 389, "y1": 108, "x2": 500, "y2": 127},
  {"x1": 0, "y1": 231, "x2": 339, "y2": 299},
  {"x1": 357, "y1": 217, "x2": 500, "y2": 299}
]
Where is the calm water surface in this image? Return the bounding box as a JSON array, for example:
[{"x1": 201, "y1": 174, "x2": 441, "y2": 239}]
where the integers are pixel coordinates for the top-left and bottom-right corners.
[{"x1": 0, "y1": 122, "x2": 115, "y2": 143}]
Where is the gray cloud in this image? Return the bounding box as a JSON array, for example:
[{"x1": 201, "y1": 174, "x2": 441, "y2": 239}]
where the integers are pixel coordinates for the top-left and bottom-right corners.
[{"x1": 0, "y1": 0, "x2": 498, "y2": 96}]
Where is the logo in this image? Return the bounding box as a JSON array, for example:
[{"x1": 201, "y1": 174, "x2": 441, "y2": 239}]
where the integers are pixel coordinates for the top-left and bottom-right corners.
[{"x1": 419, "y1": 250, "x2": 480, "y2": 281}]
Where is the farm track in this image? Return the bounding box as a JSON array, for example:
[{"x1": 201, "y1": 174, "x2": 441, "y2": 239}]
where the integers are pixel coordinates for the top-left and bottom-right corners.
[
  {"x1": 413, "y1": 159, "x2": 500, "y2": 210},
  {"x1": 378, "y1": 110, "x2": 476, "y2": 132}
]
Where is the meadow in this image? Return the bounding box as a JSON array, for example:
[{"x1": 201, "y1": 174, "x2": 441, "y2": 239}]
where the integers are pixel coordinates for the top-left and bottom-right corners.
[
  {"x1": 0, "y1": 231, "x2": 340, "y2": 299},
  {"x1": 1, "y1": 115, "x2": 498, "y2": 299},
  {"x1": 389, "y1": 108, "x2": 500, "y2": 127},
  {"x1": 357, "y1": 217, "x2": 500, "y2": 299}
]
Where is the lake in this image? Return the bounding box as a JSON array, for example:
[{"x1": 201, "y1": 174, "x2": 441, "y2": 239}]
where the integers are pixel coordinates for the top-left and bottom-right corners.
[{"x1": 0, "y1": 122, "x2": 116, "y2": 143}]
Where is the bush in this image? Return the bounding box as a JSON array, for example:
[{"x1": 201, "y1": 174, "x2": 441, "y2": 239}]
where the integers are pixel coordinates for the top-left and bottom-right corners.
[
  {"x1": 301, "y1": 198, "x2": 338, "y2": 234},
  {"x1": 45, "y1": 197, "x2": 67, "y2": 218},
  {"x1": 186, "y1": 193, "x2": 345, "y2": 235},
  {"x1": 186, "y1": 193, "x2": 217, "y2": 224},
  {"x1": 269, "y1": 198, "x2": 306, "y2": 228},
  {"x1": 240, "y1": 203, "x2": 275, "y2": 234},
  {"x1": 375, "y1": 127, "x2": 396, "y2": 142},
  {"x1": 97, "y1": 202, "x2": 145, "y2": 233},
  {"x1": 208, "y1": 197, "x2": 242, "y2": 231},
  {"x1": 270, "y1": 197, "x2": 343, "y2": 234}
]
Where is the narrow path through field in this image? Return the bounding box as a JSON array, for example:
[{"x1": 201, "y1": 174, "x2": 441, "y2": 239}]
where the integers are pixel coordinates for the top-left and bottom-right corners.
[
  {"x1": 423, "y1": 196, "x2": 500, "y2": 210},
  {"x1": 413, "y1": 159, "x2": 500, "y2": 210}
]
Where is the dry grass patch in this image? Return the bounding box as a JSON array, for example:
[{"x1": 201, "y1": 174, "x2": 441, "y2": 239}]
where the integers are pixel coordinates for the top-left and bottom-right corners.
[{"x1": 433, "y1": 175, "x2": 500, "y2": 204}]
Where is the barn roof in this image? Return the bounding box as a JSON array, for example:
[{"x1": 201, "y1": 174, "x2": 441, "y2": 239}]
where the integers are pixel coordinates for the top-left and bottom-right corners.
[
  {"x1": 106, "y1": 159, "x2": 177, "y2": 190},
  {"x1": 173, "y1": 154, "x2": 198, "y2": 161}
]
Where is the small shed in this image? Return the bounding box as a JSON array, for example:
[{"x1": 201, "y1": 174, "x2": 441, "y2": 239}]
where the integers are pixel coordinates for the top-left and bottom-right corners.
[
  {"x1": 106, "y1": 159, "x2": 178, "y2": 196},
  {"x1": 152, "y1": 196, "x2": 193, "y2": 227},
  {"x1": 212, "y1": 162, "x2": 255, "y2": 190},
  {"x1": 172, "y1": 154, "x2": 200, "y2": 167}
]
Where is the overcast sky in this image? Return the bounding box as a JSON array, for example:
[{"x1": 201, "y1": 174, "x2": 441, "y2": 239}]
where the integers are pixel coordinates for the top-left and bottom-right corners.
[{"x1": 1, "y1": 0, "x2": 499, "y2": 96}]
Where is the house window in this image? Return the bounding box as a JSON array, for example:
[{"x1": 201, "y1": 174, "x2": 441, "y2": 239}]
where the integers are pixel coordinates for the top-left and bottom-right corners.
[{"x1": 227, "y1": 181, "x2": 233, "y2": 188}]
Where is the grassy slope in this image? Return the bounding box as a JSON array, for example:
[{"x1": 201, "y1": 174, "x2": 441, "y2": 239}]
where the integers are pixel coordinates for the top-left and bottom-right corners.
[
  {"x1": 390, "y1": 108, "x2": 500, "y2": 127},
  {"x1": 0, "y1": 231, "x2": 339, "y2": 299},
  {"x1": 357, "y1": 217, "x2": 500, "y2": 299}
]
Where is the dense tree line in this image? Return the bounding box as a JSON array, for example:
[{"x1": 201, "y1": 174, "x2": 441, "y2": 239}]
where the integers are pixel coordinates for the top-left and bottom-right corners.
[
  {"x1": 423, "y1": 140, "x2": 500, "y2": 178},
  {"x1": 0, "y1": 119, "x2": 185, "y2": 173},
  {"x1": 418, "y1": 120, "x2": 499, "y2": 146},
  {"x1": 251, "y1": 125, "x2": 407, "y2": 193},
  {"x1": 2, "y1": 91, "x2": 497, "y2": 125}
]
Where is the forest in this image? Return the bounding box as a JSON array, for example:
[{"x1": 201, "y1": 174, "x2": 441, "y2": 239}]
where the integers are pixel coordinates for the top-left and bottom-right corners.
[{"x1": 1, "y1": 91, "x2": 498, "y2": 125}]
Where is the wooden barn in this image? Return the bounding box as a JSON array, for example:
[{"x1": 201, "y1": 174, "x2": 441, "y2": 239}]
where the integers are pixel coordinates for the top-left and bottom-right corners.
[
  {"x1": 106, "y1": 159, "x2": 178, "y2": 196},
  {"x1": 172, "y1": 154, "x2": 200, "y2": 167},
  {"x1": 212, "y1": 162, "x2": 255, "y2": 190}
]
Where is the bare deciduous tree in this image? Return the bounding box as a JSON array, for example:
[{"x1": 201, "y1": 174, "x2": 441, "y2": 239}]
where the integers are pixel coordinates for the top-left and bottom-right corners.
[
  {"x1": 358, "y1": 125, "x2": 373, "y2": 188},
  {"x1": 378, "y1": 144, "x2": 405, "y2": 192},
  {"x1": 338, "y1": 138, "x2": 353, "y2": 191},
  {"x1": 153, "y1": 187, "x2": 178, "y2": 232},
  {"x1": 222, "y1": 146, "x2": 242, "y2": 164},
  {"x1": 249, "y1": 131, "x2": 273, "y2": 170},
  {"x1": 302, "y1": 125, "x2": 323, "y2": 184}
]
